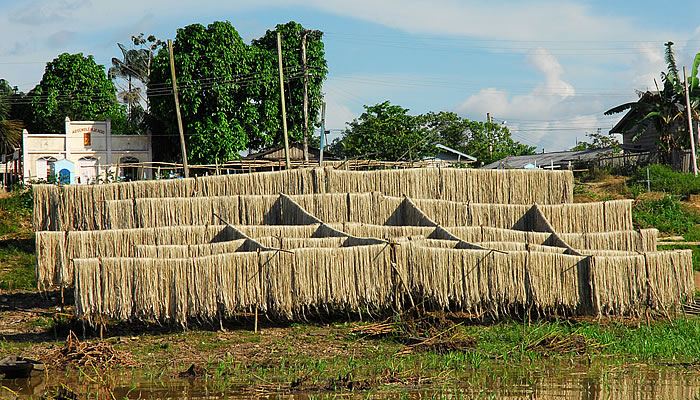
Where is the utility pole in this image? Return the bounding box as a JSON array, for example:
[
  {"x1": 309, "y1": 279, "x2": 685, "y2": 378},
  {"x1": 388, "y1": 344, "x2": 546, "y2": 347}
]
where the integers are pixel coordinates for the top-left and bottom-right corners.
[
  {"x1": 301, "y1": 30, "x2": 310, "y2": 163},
  {"x1": 684, "y1": 66, "x2": 698, "y2": 177},
  {"x1": 277, "y1": 32, "x2": 291, "y2": 169},
  {"x1": 487, "y1": 112, "x2": 493, "y2": 156},
  {"x1": 319, "y1": 102, "x2": 326, "y2": 167},
  {"x1": 167, "y1": 39, "x2": 189, "y2": 178}
]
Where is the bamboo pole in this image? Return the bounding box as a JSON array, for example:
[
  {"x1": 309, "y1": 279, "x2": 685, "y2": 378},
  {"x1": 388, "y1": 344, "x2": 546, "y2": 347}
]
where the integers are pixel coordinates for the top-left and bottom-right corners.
[
  {"x1": 276, "y1": 32, "x2": 291, "y2": 170},
  {"x1": 684, "y1": 66, "x2": 698, "y2": 177},
  {"x1": 168, "y1": 39, "x2": 190, "y2": 178}
]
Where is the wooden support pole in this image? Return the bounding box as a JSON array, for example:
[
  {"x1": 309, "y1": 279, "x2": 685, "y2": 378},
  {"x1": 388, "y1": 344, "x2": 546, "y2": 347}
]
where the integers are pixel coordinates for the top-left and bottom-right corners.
[
  {"x1": 684, "y1": 66, "x2": 698, "y2": 177},
  {"x1": 276, "y1": 32, "x2": 291, "y2": 170},
  {"x1": 168, "y1": 39, "x2": 190, "y2": 178},
  {"x1": 319, "y1": 102, "x2": 326, "y2": 167},
  {"x1": 301, "y1": 30, "x2": 309, "y2": 163}
]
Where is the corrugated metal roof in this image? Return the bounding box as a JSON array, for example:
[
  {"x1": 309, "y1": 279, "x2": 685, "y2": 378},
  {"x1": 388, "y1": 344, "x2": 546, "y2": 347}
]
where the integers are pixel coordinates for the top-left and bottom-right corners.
[{"x1": 482, "y1": 148, "x2": 616, "y2": 169}]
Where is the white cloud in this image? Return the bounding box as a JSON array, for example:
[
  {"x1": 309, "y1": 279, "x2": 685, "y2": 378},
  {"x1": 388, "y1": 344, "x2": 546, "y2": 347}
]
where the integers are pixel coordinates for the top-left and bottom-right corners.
[
  {"x1": 456, "y1": 48, "x2": 575, "y2": 119},
  {"x1": 455, "y1": 48, "x2": 620, "y2": 151}
]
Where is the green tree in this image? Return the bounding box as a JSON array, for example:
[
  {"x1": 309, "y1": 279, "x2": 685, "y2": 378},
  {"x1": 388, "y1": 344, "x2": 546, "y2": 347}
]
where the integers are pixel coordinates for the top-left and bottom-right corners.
[
  {"x1": 339, "y1": 101, "x2": 435, "y2": 161},
  {"x1": 26, "y1": 53, "x2": 126, "y2": 135},
  {"x1": 149, "y1": 21, "x2": 261, "y2": 163},
  {"x1": 148, "y1": 21, "x2": 328, "y2": 164},
  {"x1": 425, "y1": 111, "x2": 536, "y2": 165},
  {"x1": 253, "y1": 22, "x2": 328, "y2": 152},
  {"x1": 570, "y1": 130, "x2": 621, "y2": 153}
]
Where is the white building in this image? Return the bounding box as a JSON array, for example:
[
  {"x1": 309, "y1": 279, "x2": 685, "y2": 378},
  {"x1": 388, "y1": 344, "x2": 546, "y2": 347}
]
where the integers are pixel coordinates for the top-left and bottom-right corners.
[{"x1": 22, "y1": 117, "x2": 152, "y2": 184}]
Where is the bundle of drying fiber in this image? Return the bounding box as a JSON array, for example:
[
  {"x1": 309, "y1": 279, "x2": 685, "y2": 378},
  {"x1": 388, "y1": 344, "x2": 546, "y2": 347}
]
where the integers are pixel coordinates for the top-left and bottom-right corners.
[
  {"x1": 32, "y1": 184, "x2": 61, "y2": 231},
  {"x1": 474, "y1": 241, "x2": 528, "y2": 252},
  {"x1": 577, "y1": 249, "x2": 638, "y2": 257},
  {"x1": 589, "y1": 255, "x2": 648, "y2": 316},
  {"x1": 528, "y1": 243, "x2": 572, "y2": 254},
  {"x1": 324, "y1": 168, "x2": 391, "y2": 196},
  {"x1": 289, "y1": 192, "x2": 399, "y2": 224},
  {"x1": 61, "y1": 184, "x2": 101, "y2": 231},
  {"x1": 449, "y1": 227, "x2": 551, "y2": 244},
  {"x1": 238, "y1": 195, "x2": 285, "y2": 225},
  {"x1": 234, "y1": 224, "x2": 324, "y2": 239},
  {"x1": 253, "y1": 237, "x2": 346, "y2": 249},
  {"x1": 539, "y1": 202, "x2": 604, "y2": 233},
  {"x1": 74, "y1": 252, "x2": 268, "y2": 324},
  {"x1": 468, "y1": 203, "x2": 532, "y2": 230},
  {"x1": 410, "y1": 238, "x2": 486, "y2": 250},
  {"x1": 402, "y1": 198, "x2": 439, "y2": 227},
  {"x1": 538, "y1": 200, "x2": 633, "y2": 233},
  {"x1": 604, "y1": 200, "x2": 634, "y2": 232},
  {"x1": 644, "y1": 250, "x2": 694, "y2": 310},
  {"x1": 218, "y1": 251, "x2": 270, "y2": 317},
  {"x1": 102, "y1": 199, "x2": 138, "y2": 229},
  {"x1": 348, "y1": 192, "x2": 400, "y2": 225},
  {"x1": 50, "y1": 225, "x2": 236, "y2": 287},
  {"x1": 327, "y1": 223, "x2": 437, "y2": 239},
  {"x1": 279, "y1": 195, "x2": 323, "y2": 225},
  {"x1": 289, "y1": 245, "x2": 396, "y2": 316},
  {"x1": 196, "y1": 168, "x2": 325, "y2": 197},
  {"x1": 289, "y1": 193, "x2": 350, "y2": 223},
  {"x1": 408, "y1": 198, "x2": 469, "y2": 227},
  {"x1": 504, "y1": 169, "x2": 574, "y2": 205},
  {"x1": 133, "y1": 239, "x2": 250, "y2": 258},
  {"x1": 102, "y1": 195, "x2": 281, "y2": 229},
  {"x1": 462, "y1": 169, "x2": 573, "y2": 204},
  {"x1": 526, "y1": 252, "x2": 592, "y2": 315},
  {"x1": 73, "y1": 258, "x2": 108, "y2": 323},
  {"x1": 411, "y1": 239, "x2": 461, "y2": 248},
  {"x1": 73, "y1": 257, "x2": 140, "y2": 323},
  {"x1": 561, "y1": 229, "x2": 658, "y2": 252},
  {"x1": 430, "y1": 226, "x2": 483, "y2": 242},
  {"x1": 116, "y1": 177, "x2": 197, "y2": 199},
  {"x1": 35, "y1": 231, "x2": 67, "y2": 288},
  {"x1": 405, "y1": 246, "x2": 529, "y2": 315}
]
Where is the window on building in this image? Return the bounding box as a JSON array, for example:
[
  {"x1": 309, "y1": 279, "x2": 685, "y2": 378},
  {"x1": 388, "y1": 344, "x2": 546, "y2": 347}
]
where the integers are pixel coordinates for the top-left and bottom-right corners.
[
  {"x1": 78, "y1": 156, "x2": 98, "y2": 184},
  {"x1": 119, "y1": 156, "x2": 139, "y2": 182},
  {"x1": 36, "y1": 157, "x2": 57, "y2": 181}
]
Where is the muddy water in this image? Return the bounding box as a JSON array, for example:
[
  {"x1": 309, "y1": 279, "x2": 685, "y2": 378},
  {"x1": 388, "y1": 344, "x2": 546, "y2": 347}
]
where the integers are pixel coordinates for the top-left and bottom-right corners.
[{"x1": 3, "y1": 364, "x2": 700, "y2": 399}]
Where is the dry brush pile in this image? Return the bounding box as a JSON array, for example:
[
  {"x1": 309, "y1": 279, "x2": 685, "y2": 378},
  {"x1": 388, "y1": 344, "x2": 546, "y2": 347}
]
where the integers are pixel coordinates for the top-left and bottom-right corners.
[{"x1": 32, "y1": 167, "x2": 693, "y2": 325}]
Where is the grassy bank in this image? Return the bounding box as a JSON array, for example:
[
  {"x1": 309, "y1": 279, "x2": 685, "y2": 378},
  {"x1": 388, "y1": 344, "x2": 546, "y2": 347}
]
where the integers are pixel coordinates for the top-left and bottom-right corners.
[
  {"x1": 10, "y1": 315, "x2": 698, "y2": 396},
  {"x1": 0, "y1": 187, "x2": 35, "y2": 291}
]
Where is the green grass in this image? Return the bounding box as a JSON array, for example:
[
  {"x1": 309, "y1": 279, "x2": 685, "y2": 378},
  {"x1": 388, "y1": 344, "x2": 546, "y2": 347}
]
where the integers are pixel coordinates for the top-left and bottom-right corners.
[
  {"x1": 632, "y1": 196, "x2": 700, "y2": 240},
  {"x1": 0, "y1": 187, "x2": 36, "y2": 291},
  {"x1": 0, "y1": 246, "x2": 36, "y2": 291},
  {"x1": 631, "y1": 164, "x2": 700, "y2": 199}
]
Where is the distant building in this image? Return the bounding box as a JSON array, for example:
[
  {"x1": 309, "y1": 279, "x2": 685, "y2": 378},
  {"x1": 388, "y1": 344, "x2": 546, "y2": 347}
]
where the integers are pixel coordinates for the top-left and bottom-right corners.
[
  {"x1": 608, "y1": 91, "x2": 684, "y2": 153},
  {"x1": 425, "y1": 144, "x2": 476, "y2": 164},
  {"x1": 22, "y1": 117, "x2": 153, "y2": 184},
  {"x1": 482, "y1": 148, "x2": 615, "y2": 169}
]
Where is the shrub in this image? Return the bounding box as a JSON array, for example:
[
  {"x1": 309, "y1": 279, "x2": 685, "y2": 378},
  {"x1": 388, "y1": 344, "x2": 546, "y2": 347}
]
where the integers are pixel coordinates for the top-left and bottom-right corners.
[{"x1": 631, "y1": 165, "x2": 700, "y2": 199}]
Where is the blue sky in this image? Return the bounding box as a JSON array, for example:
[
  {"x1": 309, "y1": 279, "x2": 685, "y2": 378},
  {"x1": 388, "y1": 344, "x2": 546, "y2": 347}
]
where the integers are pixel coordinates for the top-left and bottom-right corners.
[{"x1": 1, "y1": 0, "x2": 699, "y2": 152}]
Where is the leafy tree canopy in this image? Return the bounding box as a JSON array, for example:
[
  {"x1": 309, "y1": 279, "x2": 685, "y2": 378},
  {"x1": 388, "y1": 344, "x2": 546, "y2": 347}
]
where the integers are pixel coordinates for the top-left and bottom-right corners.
[
  {"x1": 148, "y1": 20, "x2": 328, "y2": 164},
  {"x1": 425, "y1": 111, "x2": 536, "y2": 166},
  {"x1": 26, "y1": 53, "x2": 126, "y2": 135},
  {"x1": 338, "y1": 101, "x2": 433, "y2": 161},
  {"x1": 333, "y1": 105, "x2": 535, "y2": 165},
  {"x1": 570, "y1": 130, "x2": 621, "y2": 153}
]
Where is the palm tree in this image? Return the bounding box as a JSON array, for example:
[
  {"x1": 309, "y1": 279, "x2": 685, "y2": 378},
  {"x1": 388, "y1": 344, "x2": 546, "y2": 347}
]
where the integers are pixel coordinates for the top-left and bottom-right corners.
[
  {"x1": 605, "y1": 42, "x2": 689, "y2": 163},
  {"x1": 0, "y1": 95, "x2": 22, "y2": 157},
  {"x1": 109, "y1": 43, "x2": 150, "y2": 116}
]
